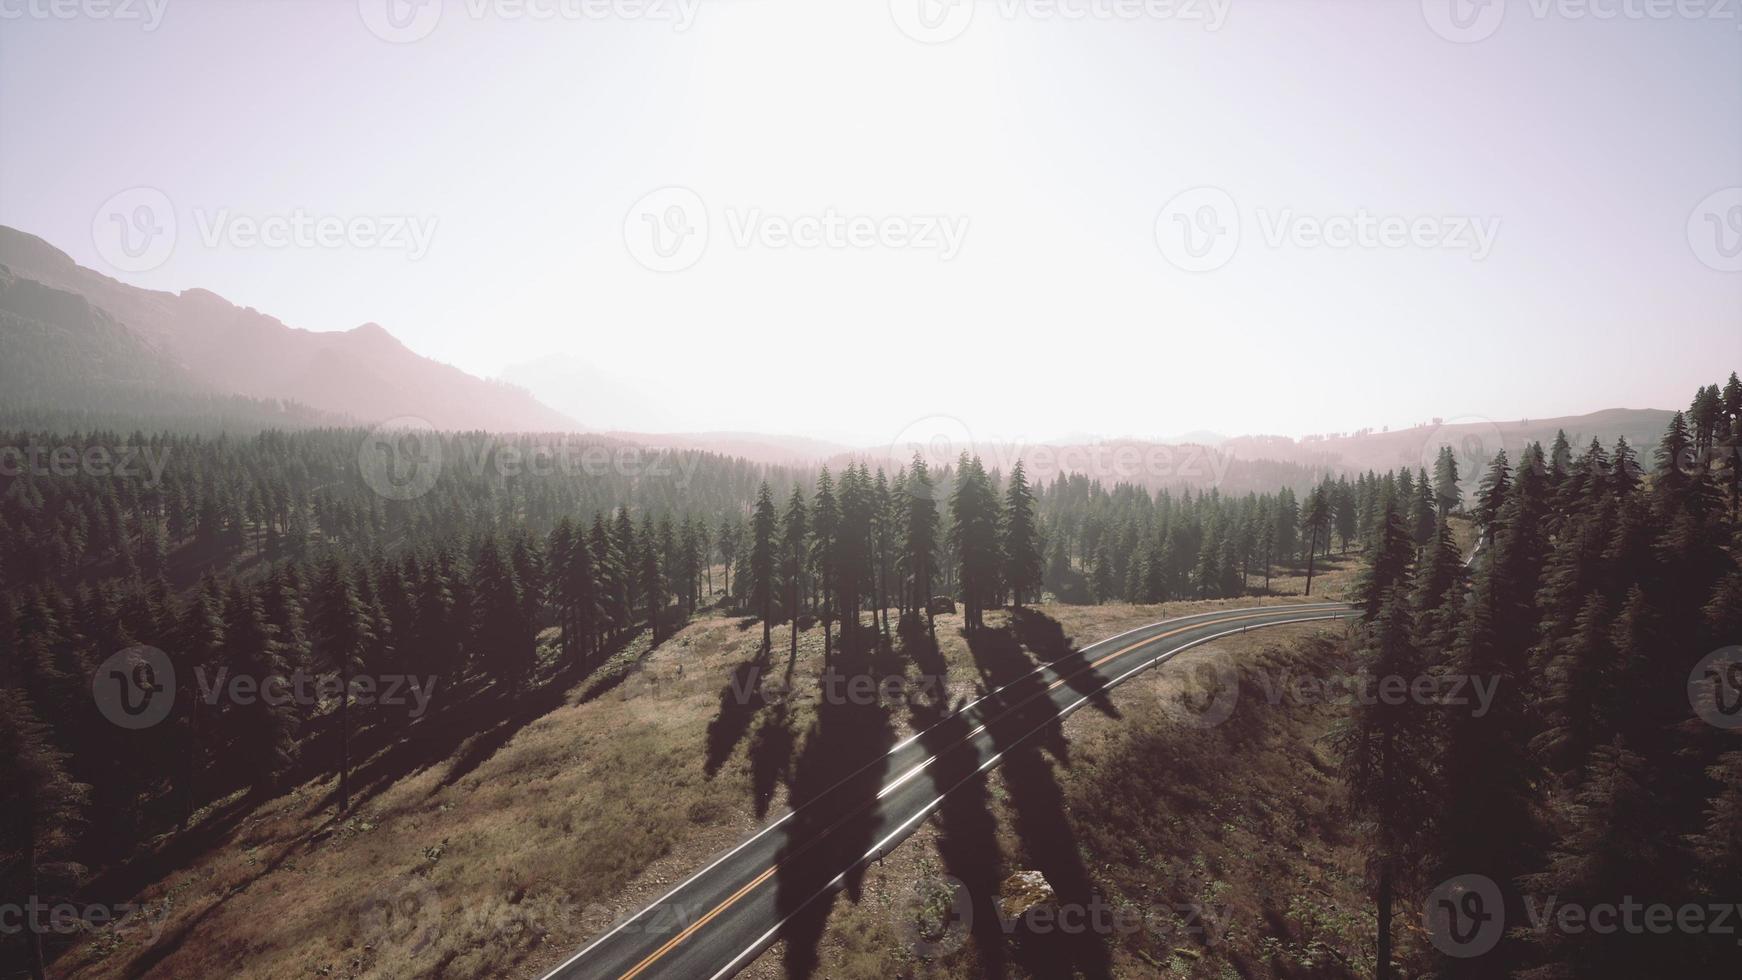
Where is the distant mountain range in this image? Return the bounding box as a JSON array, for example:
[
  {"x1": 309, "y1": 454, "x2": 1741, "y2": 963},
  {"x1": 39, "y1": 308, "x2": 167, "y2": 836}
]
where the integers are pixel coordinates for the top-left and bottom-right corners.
[
  {"x1": 826, "y1": 409, "x2": 1679, "y2": 495},
  {"x1": 0, "y1": 225, "x2": 1681, "y2": 482},
  {"x1": 0, "y1": 226, "x2": 573, "y2": 432},
  {"x1": 1220, "y1": 410, "x2": 1679, "y2": 478}
]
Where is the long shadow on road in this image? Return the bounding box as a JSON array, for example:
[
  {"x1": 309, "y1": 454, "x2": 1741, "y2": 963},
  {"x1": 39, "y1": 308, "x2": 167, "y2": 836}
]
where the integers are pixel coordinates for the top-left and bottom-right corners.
[
  {"x1": 772, "y1": 626, "x2": 897, "y2": 979},
  {"x1": 1013, "y1": 606, "x2": 1121, "y2": 724},
  {"x1": 966, "y1": 615, "x2": 1115, "y2": 980},
  {"x1": 907, "y1": 624, "x2": 1009, "y2": 979}
]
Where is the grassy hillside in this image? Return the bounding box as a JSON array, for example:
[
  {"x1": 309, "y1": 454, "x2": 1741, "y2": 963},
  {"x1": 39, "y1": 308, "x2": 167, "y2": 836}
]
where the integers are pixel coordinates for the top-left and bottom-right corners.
[
  {"x1": 51, "y1": 571, "x2": 1371, "y2": 980},
  {"x1": 773, "y1": 627, "x2": 1389, "y2": 979}
]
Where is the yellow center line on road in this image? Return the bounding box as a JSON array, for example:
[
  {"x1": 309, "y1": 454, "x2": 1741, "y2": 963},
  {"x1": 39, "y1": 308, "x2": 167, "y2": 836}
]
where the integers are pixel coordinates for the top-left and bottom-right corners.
[
  {"x1": 619, "y1": 865, "x2": 779, "y2": 980},
  {"x1": 614, "y1": 604, "x2": 1340, "y2": 979}
]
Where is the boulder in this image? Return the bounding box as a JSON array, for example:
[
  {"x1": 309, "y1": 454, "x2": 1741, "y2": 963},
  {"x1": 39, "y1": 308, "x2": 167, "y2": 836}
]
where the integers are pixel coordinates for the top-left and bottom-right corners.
[
  {"x1": 998, "y1": 869, "x2": 1055, "y2": 921},
  {"x1": 928, "y1": 595, "x2": 958, "y2": 615}
]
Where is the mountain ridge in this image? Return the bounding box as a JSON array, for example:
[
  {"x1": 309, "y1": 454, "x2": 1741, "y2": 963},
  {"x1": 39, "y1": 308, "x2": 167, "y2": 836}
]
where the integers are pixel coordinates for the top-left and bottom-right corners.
[{"x1": 0, "y1": 225, "x2": 575, "y2": 432}]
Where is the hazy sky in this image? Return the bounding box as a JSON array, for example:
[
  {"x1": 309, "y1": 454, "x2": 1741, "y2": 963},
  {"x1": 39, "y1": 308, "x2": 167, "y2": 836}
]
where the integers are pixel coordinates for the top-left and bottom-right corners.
[{"x1": 2, "y1": 1, "x2": 1738, "y2": 444}]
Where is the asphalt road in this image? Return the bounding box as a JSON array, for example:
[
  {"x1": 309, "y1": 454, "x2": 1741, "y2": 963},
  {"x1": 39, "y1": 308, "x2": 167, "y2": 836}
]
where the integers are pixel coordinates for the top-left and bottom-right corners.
[{"x1": 541, "y1": 600, "x2": 1358, "y2": 980}]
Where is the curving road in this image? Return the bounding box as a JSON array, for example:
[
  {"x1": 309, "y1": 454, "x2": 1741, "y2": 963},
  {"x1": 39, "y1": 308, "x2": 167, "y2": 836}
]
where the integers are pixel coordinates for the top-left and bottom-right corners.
[{"x1": 541, "y1": 601, "x2": 1358, "y2": 980}]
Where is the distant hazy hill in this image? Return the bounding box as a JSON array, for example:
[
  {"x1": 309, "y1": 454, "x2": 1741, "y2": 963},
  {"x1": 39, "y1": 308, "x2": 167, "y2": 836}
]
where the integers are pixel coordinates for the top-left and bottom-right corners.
[
  {"x1": 0, "y1": 226, "x2": 574, "y2": 432},
  {"x1": 1223, "y1": 409, "x2": 1678, "y2": 485},
  {"x1": 834, "y1": 437, "x2": 1335, "y2": 496},
  {"x1": 0, "y1": 264, "x2": 342, "y2": 430},
  {"x1": 821, "y1": 408, "x2": 1679, "y2": 497},
  {"x1": 604, "y1": 431, "x2": 854, "y2": 467}
]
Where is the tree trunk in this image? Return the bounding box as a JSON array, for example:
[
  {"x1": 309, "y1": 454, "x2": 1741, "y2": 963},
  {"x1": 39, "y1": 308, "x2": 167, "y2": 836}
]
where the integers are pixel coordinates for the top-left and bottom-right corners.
[
  {"x1": 27, "y1": 819, "x2": 46, "y2": 980},
  {"x1": 1304, "y1": 527, "x2": 1318, "y2": 596},
  {"x1": 822, "y1": 581, "x2": 833, "y2": 661},
  {"x1": 876, "y1": 548, "x2": 889, "y2": 644},
  {"x1": 924, "y1": 568, "x2": 935, "y2": 641},
  {"x1": 1376, "y1": 867, "x2": 1394, "y2": 980},
  {"x1": 179, "y1": 702, "x2": 199, "y2": 832},
  {"x1": 788, "y1": 569, "x2": 800, "y2": 673},
  {"x1": 339, "y1": 659, "x2": 351, "y2": 813}
]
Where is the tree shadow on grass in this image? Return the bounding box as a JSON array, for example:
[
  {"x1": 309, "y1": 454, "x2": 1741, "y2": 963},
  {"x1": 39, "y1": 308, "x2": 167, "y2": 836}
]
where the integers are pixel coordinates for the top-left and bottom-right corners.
[
  {"x1": 905, "y1": 627, "x2": 1010, "y2": 979},
  {"x1": 426, "y1": 674, "x2": 582, "y2": 795},
  {"x1": 966, "y1": 622, "x2": 1115, "y2": 980},
  {"x1": 112, "y1": 827, "x2": 305, "y2": 980},
  {"x1": 772, "y1": 627, "x2": 897, "y2": 979},
  {"x1": 1012, "y1": 607, "x2": 1121, "y2": 723},
  {"x1": 748, "y1": 702, "x2": 796, "y2": 819},
  {"x1": 330, "y1": 626, "x2": 640, "y2": 812},
  {"x1": 705, "y1": 656, "x2": 774, "y2": 778}
]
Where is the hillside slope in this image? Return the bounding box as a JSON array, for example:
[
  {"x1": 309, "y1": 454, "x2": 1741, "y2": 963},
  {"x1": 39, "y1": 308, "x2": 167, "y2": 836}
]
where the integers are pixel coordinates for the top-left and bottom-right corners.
[
  {"x1": 47, "y1": 592, "x2": 1364, "y2": 980},
  {"x1": 0, "y1": 265, "x2": 338, "y2": 429},
  {"x1": 1223, "y1": 410, "x2": 1676, "y2": 484},
  {"x1": 0, "y1": 226, "x2": 574, "y2": 432}
]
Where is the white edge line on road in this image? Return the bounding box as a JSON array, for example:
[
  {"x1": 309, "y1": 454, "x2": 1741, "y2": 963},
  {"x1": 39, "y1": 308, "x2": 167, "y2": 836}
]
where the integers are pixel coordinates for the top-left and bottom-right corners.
[
  {"x1": 541, "y1": 602, "x2": 1348, "y2": 979},
  {"x1": 701, "y1": 610, "x2": 1354, "y2": 980}
]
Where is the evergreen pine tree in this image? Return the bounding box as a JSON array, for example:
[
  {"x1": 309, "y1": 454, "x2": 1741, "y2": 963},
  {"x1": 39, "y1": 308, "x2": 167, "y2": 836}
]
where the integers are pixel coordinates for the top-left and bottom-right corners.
[
  {"x1": 312, "y1": 557, "x2": 375, "y2": 813},
  {"x1": 0, "y1": 687, "x2": 90, "y2": 980},
  {"x1": 905, "y1": 455, "x2": 940, "y2": 640},
  {"x1": 810, "y1": 470, "x2": 837, "y2": 657},
  {"x1": 1474, "y1": 449, "x2": 1511, "y2": 543},
  {"x1": 1332, "y1": 587, "x2": 1435, "y2": 980},
  {"x1": 472, "y1": 535, "x2": 535, "y2": 686},
  {"x1": 750, "y1": 482, "x2": 778, "y2": 654},
  {"x1": 1002, "y1": 460, "x2": 1042, "y2": 608},
  {"x1": 222, "y1": 583, "x2": 299, "y2": 796},
  {"x1": 781, "y1": 485, "x2": 809, "y2": 670}
]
